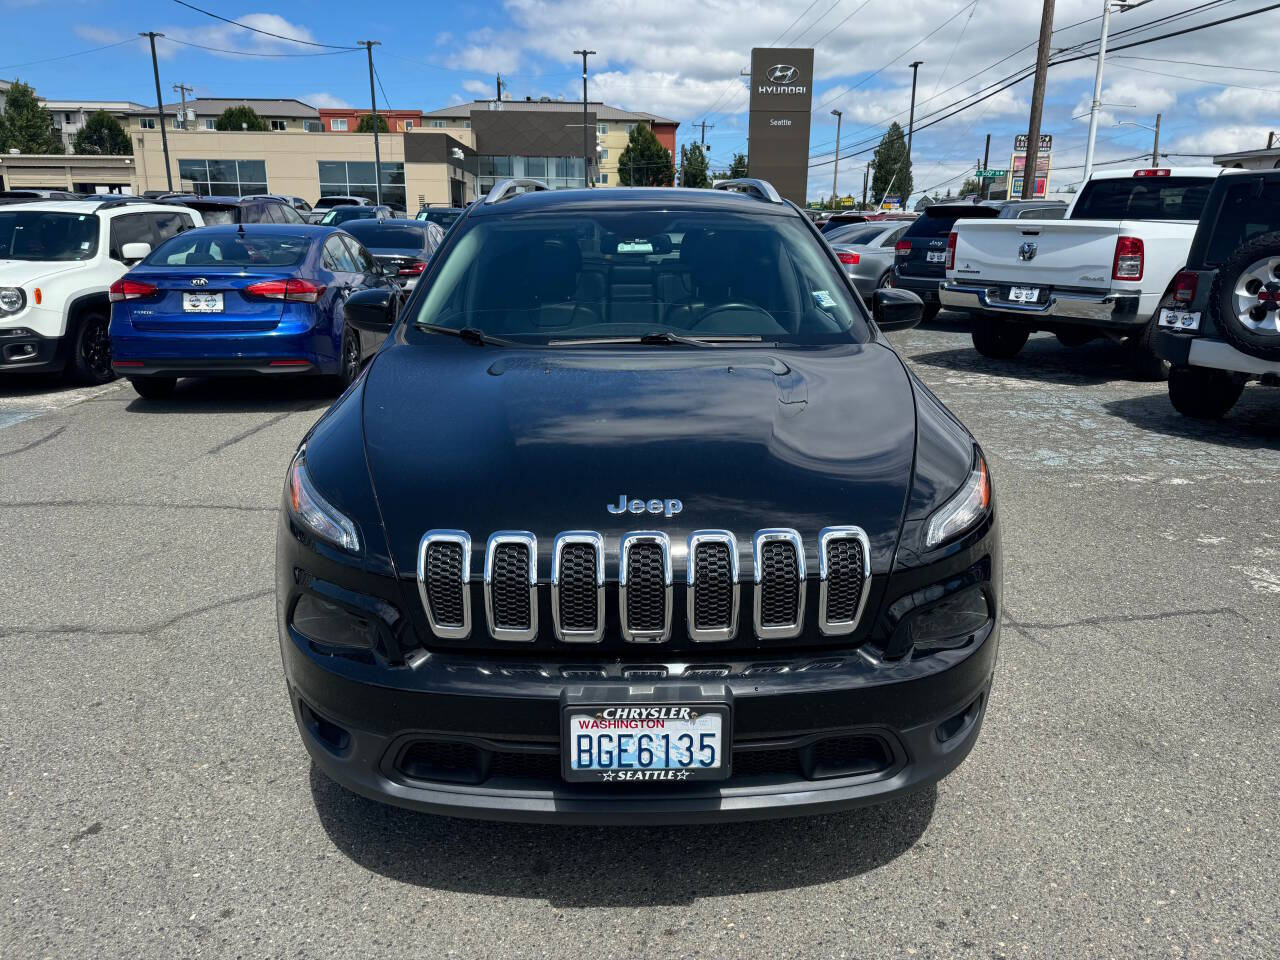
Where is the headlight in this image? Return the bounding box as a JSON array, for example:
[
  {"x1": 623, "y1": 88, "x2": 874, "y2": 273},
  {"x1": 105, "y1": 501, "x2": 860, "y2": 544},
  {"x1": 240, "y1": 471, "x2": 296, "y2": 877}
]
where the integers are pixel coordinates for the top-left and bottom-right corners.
[
  {"x1": 286, "y1": 448, "x2": 360, "y2": 552},
  {"x1": 924, "y1": 452, "x2": 990, "y2": 549},
  {"x1": 0, "y1": 287, "x2": 25, "y2": 314}
]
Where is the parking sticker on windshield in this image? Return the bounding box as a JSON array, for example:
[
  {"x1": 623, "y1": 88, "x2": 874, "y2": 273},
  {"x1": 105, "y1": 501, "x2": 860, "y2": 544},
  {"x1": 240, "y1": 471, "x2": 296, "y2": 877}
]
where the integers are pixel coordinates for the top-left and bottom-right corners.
[{"x1": 812, "y1": 290, "x2": 837, "y2": 309}]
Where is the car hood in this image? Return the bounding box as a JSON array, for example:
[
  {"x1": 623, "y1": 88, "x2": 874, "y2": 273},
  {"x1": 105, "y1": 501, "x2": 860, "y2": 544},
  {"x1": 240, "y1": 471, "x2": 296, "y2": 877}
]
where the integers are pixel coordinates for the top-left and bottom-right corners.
[
  {"x1": 0, "y1": 260, "x2": 86, "y2": 286},
  {"x1": 361, "y1": 340, "x2": 918, "y2": 578}
]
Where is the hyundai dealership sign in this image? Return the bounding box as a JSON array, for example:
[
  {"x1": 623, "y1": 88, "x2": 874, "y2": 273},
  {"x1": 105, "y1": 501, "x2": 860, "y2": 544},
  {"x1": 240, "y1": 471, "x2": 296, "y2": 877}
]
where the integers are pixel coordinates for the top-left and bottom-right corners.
[{"x1": 748, "y1": 47, "x2": 815, "y2": 204}]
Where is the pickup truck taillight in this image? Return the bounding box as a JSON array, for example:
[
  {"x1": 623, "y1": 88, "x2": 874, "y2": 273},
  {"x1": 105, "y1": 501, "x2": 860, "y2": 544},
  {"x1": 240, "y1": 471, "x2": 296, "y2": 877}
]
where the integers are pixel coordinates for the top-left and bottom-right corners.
[
  {"x1": 1172, "y1": 270, "x2": 1197, "y2": 303},
  {"x1": 945, "y1": 231, "x2": 957, "y2": 271},
  {"x1": 895, "y1": 240, "x2": 911, "y2": 258},
  {"x1": 1112, "y1": 236, "x2": 1144, "y2": 281},
  {"x1": 837, "y1": 251, "x2": 860, "y2": 265},
  {"x1": 108, "y1": 279, "x2": 157, "y2": 301},
  {"x1": 1133, "y1": 168, "x2": 1171, "y2": 178}
]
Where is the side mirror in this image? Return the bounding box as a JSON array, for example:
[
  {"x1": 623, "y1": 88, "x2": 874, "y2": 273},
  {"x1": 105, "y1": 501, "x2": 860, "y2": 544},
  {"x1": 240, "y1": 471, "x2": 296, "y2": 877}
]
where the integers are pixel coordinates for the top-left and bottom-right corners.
[
  {"x1": 872, "y1": 287, "x2": 923, "y2": 332},
  {"x1": 120, "y1": 241, "x2": 151, "y2": 263},
  {"x1": 345, "y1": 287, "x2": 396, "y2": 333}
]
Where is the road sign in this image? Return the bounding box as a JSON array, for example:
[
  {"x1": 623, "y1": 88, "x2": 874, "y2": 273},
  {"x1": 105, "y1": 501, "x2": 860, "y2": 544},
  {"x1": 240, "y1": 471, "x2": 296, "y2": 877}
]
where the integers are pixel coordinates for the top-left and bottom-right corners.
[
  {"x1": 976, "y1": 169, "x2": 1008, "y2": 179},
  {"x1": 881, "y1": 195, "x2": 900, "y2": 209},
  {"x1": 1015, "y1": 133, "x2": 1053, "y2": 151},
  {"x1": 840, "y1": 195, "x2": 855, "y2": 207}
]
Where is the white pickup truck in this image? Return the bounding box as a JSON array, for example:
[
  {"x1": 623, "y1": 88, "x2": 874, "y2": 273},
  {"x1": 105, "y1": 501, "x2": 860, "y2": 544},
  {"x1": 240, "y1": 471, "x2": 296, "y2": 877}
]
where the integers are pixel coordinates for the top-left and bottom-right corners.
[{"x1": 939, "y1": 166, "x2": 1225, "y2": 378}]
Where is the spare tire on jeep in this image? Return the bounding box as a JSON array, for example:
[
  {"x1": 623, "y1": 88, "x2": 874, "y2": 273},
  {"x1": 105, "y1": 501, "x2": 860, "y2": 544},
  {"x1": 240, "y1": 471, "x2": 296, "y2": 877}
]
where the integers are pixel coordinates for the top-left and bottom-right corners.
[{"x1": 1210, "y1": 231, "x2": 1280, "y2": 361}]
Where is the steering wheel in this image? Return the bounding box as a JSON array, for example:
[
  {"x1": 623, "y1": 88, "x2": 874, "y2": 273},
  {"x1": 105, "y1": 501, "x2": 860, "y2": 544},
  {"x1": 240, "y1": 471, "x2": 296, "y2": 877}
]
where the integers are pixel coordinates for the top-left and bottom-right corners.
[{"x1": 691, "y1": 302, "x2": 778, "y2": 331}]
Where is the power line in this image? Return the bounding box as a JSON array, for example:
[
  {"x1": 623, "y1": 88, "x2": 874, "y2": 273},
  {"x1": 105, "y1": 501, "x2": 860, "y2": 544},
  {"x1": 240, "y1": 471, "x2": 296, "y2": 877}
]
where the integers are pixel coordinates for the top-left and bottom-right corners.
[
  {"x1": 1113, "y1": 53, "x2": 1280, "y2": 75},
  {"x1": 810, "y1": 0, "x2": 877, "y2": 49},
  {"x1": 170, "y1": 0, "x2": 360, "y2": 50},
  {"x1": 159, "y1": 36, "x2": 358, "y2": 58},
  {"x1": 0, "y1": 37, "x2": 137, "y2": 71},
  {"x1": 771, "y1": 0, "x2": 828, "y2": 46},
  {"x1": 1106, "y1": 59, "x2": 1280, "y2": 93}
]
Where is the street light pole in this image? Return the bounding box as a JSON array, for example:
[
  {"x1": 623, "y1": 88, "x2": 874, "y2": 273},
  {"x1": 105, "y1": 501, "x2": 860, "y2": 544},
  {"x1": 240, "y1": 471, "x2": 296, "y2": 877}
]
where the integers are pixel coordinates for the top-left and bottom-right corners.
[
  {"x1": 830, "y1": 109, "x2": 842, "y2": 205},
  {"x1": 1084, "y1": 0, "x2": 1153, "y2": 182},
  {"x1": 140, "y1": 32, "x2": 173, "y2": 191},
  {"x1": 1151, "y1": 111, "x2": 1161, "y2": 166},
  {"x1": 359, "y1": 40, "x2": 383, "y2": 205},
  {"x1": 573, "y1": 49, "x2": 596, "y2": 187}
]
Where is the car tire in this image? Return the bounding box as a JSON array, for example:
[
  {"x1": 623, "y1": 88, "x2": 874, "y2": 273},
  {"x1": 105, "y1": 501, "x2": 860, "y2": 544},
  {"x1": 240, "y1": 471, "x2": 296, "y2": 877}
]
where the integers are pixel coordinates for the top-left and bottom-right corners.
[
  {"x1": 877, "y1": 272, "x2": 893, "y2": 289},
  {"x1": 1126, "y1": 316, "x2": 1170, "y2": 381},
  {"x1": 129, "y1": 376, "x2": 177, "y2": 400},
  {"x1": 68, "y1": 311, "x2": 117, "y2": 385},
  {"x1": 1210, "y1": 231, "x2": 1280, "y2": 361},
  {"x1": 1167, "y1": 365, "x2": 1245, "y2": 419},
  {"x1": 338, "y1": 324, "x2": 362, "y2": 390},
  {"x1": 1054, "y1": 327, "x2": 1096, "y2": 348},
  {"x1": 920, "y1": 303, "x2": 941, "y2": 323},
  {"x1": 971, "y1": 314, "x2": 1029, "y2": 359}
]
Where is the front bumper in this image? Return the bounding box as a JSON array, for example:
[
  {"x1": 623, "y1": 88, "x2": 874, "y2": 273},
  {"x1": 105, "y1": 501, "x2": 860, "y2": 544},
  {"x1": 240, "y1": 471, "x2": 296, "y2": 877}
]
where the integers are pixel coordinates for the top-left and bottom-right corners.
[
  {"x1": 0, "y1": 327, "x2": 67, "y2": 374},
  {"x1": 940, "y1": 282, "x2": 1142, "y2": 328}
]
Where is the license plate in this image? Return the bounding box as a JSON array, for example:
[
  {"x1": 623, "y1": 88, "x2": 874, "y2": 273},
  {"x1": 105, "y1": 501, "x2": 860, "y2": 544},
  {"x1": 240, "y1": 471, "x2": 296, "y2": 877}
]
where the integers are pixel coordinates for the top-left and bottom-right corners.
[
  {"x1": 926, "y1": 251, "x2": 946, "y2": 263},
  {"x1": 1008, "y1": 286, "x2": 1040, "y2": 303},
  {"x1": 563, "y1": 704, "x2": 729, "y2": 782},
  {"x1": 1158, "y1": 308, "x2": 1201, "y2": 330},
  {"x1": 183, "y1": 292, "x2": 223, "y2": 313}
]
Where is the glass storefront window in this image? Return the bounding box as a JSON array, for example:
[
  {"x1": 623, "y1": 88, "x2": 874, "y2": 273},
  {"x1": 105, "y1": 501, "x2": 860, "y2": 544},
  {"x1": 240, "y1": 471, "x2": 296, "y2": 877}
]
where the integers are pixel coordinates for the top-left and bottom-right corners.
[
  {"x1": 177, "y1": 159, "x2": 270, "y2": 198},
  {"x1": 318, "y1": 160, "x2": 406, "y2": 211}
]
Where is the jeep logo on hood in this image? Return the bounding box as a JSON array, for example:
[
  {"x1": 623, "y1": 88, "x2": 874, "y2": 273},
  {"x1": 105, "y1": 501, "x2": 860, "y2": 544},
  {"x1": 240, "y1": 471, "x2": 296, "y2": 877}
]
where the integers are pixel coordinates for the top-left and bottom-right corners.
[{"x1": 607, "y1": 495, "x2": 683, "y2": 518}]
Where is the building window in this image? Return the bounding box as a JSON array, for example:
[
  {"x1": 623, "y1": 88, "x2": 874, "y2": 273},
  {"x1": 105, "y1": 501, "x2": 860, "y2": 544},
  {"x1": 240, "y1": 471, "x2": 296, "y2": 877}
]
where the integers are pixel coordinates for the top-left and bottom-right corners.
[
  {"x1": 597, "y1": 123, "x2": 608, "y2": 136},
  {"x1": 429, "y1": 119, "x2": 447, "y2": 128},
  {"x1": 318, "y1": 160, "x2": 406, "y2": 211},
  {"x1": 598, "y1": 148, "x2": 609, "y2": 161},
  {"x1": 203, "y1": 118, "x2": 216, "y2": 130},
  {"x1": 64, "y1": 112, "x2": 72, "y2": 123},
  {"x1": 270, "y1": 120, "x2": 287, "y2": 131},
  {"x1": 625, "y1": 123, "x2": 637, "y2": 134},
  {"x1": 303, "y1": 120, "x2": 323, "y2": 132},
  {"x1": 599, "y1": 173, "x2": 608, "y2": 184},
  {"x1": 463, "y1": 120, "x2": 471, "y2": 129},
  {"x1": 476, "y1": 155, "x2": 585, "y2": 192},
  {"x1": 177, "y1": 158, "x2": 268, "y2": 197},
  {"x1": 331, "y1": 118, "x2": 348, "y2": 132},
  {"x1": 139, "y1": 118, "x2": 156, "y2": 130},
  {"x1": 403, "y1": 119, "x2": 414, "y2": 130}
]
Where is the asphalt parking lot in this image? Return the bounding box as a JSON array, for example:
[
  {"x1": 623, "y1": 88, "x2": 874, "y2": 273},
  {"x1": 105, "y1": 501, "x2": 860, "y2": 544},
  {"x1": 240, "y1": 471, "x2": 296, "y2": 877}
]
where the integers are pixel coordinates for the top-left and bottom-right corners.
[{"x1": 1, "y1": 315, "x2": 1276, "y2": 959}]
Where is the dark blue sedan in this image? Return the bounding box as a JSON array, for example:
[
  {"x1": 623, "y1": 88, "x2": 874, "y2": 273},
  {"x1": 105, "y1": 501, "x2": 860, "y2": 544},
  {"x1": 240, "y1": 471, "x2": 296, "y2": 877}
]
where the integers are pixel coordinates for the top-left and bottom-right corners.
[{"x1": 108, "y1": 224, "x2": 396, "y2": 399}]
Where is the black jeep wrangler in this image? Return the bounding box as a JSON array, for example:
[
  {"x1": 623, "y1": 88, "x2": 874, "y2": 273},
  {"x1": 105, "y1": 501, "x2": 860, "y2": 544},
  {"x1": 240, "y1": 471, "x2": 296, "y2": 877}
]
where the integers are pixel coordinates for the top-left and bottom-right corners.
[
  {"x1": 1155, "y1": 169, "x2": 1280, "y2": 417},
  {"x1": 276, "y1": 178, "x2": 1002, "y2": 823}
]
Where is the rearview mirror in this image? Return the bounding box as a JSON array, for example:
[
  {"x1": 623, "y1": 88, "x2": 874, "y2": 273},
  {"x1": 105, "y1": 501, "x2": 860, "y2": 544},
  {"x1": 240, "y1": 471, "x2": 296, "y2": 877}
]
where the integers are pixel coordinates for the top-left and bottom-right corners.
[
  {"x1": 345, "y1": 287, "x2": 396, "y2": 333},
  {"x1": 872, "y1": 287, "x2": 923, "y2": 332},
  {"x1": 120, "y1": 241, "x2": 151, "y2": 263}
]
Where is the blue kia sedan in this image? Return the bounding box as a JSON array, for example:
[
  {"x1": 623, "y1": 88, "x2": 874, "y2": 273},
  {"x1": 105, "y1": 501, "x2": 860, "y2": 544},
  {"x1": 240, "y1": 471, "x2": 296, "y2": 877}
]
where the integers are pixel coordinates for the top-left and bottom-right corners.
[{"x1": 108, "y1": 224, "x2": 396, "y2": 399}]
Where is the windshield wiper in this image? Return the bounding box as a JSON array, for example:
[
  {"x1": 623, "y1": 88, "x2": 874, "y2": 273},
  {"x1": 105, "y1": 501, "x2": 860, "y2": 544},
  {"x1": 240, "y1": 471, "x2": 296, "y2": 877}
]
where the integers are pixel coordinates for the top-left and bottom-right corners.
[
  {"x1": 417, "y1": 324, "x2": 515, "y2": 347},
  {"x1": 549, "y1": 332, "x2": 763, "y2": 347}
]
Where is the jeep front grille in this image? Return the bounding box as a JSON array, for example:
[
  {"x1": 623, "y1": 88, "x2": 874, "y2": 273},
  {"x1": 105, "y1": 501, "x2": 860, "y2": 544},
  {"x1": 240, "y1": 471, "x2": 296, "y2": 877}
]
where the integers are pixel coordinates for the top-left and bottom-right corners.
[
  {"x1": 818, "y1": 526, "x2": 871, "y2": 636},
  {"x1": 619, "y1": 532, "x2": 672, "y2": 642},
  {"x1": 687, "y1": 530, "x2": 739, "y2": 642},
  {"x1": 551, "y1": 532, "x2": 605, "y2": 642},
  {"x1": 484, "y1": 532, "x2": 537, "y2": 642},
  {"x1": 753, "y1": 529, "x2": 805, "y2": 639},
  {"x1": 416, "y1": 530, "x2": 471, "y2": 639}
]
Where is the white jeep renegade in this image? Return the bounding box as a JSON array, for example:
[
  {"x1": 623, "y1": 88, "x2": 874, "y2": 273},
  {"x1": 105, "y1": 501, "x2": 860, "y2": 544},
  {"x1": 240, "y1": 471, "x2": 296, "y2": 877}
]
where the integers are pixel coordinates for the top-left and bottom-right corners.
[{"x1": 0, "y1": 198, "x2": 203, "y2": 383}]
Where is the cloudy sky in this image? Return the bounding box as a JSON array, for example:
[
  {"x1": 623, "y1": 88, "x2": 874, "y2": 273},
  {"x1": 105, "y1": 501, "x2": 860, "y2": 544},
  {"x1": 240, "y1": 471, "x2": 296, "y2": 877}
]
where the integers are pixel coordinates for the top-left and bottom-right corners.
[{"x1": 3, "y1": 0, "x2": 1276, "y2": 202}]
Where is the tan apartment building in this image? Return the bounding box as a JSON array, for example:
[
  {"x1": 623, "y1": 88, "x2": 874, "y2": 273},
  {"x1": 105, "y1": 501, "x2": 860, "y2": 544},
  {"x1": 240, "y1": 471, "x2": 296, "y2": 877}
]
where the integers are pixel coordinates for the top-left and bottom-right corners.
[{"x1": 128, "y1": 97, "x2": 325, "y2": 134}]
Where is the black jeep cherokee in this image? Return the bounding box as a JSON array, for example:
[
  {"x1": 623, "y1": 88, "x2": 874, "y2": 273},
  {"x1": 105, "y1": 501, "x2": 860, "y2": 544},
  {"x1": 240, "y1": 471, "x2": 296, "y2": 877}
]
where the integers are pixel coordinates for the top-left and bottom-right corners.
[{"x1": 276, "y1": 178, "x2": 1002, "y2": 823}]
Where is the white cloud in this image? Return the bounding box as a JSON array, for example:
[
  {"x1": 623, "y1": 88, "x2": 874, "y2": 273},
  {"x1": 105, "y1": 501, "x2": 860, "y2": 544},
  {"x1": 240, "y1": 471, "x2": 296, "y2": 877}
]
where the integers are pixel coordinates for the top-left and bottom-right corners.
[
  {"x1": 158, "y1": 12, "x2": 323, "y2": 59},
  {"x1": 461, "y1": 79, "x2": 492, "y2": 97},
  {"x1": 1195, "y1": 87, "x2": 1280, "y2": 121},
  {"x1": 1169, "y1": 125, "x2": 1274, "y2": 158},
  {"x1": 73, "y1": 24, "x2": 129, "y2": 44},
  {"x1": 299, "y1": 91, "x2": 351, "y2": 109}
]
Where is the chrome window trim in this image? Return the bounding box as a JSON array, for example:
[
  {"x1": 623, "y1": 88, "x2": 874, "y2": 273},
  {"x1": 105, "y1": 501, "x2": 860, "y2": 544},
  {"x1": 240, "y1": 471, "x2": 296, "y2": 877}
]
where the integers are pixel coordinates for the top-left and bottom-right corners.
[
  {"x1": 551, "y1": 531, "x2": 606, "y2": 643},
  {"x1": 686, "y1": 530, "x2": 740, "y2": 643},
  {"x1": 619, "y1": 531, "x2": 673, "y2": 643},
  {"x1": 483, "y1": 531, "x2": 538, "y2": 642},
  {"x1": 752, "y1": 528, "x2": 806, "y2": 640},
  {"x1": 817, "y1": 525, "x2": 872, "y2": 637},
  {"x1": 416, "y1": 529, "x2": 471, "y2": 640}
]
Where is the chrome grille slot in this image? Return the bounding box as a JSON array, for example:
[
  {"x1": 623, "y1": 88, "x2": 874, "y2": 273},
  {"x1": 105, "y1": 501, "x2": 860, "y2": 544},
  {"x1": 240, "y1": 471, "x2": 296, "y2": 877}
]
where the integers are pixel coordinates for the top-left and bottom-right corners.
[
  {"x1": 484, "y1": 531, "x2": 537, "y2": 642},
  {"x1": 551, "y1": 532, "x2": 605, "y2": 643},
  {"x1": 753, "y1": 529, "x2": 805, "y2": 639},
  {"x1": 687, "y1": 530, "x2": 739, "y2": 642},
  {"x1": 619, "y1": 532, "x2": 672, "y2": 643},
  {"x1": 417, "y1": 530, "x2": 471, "y2": 639},
  {"x1": 819, "y1": 526, "x2": 871, "y2": 636}
]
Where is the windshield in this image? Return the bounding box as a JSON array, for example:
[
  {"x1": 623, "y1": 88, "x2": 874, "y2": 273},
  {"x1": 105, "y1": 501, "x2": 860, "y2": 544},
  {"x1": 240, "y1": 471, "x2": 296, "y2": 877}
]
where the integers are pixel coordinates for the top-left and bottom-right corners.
[
  {"x1": 826, "y1": 223, "x2": 888, "y2": 245},
  {"x1": 1071, "y1": 176, "x2": 1213, "y2": 221},
  {"x1": 190, "y1": 206, "x2": 237, "y2": 226},
  {"x1": 0, "y1": 211, "x2": 100, "y2": 261},
  {"x1": 418, "y1": 209, "x2": 462, "y2": 228},
  {"x1": 409, "y1": 210, "x2": 870, "y2": 343},
  {"x1": 146, "y1": 232, "x2": 311, "y2": 267}
]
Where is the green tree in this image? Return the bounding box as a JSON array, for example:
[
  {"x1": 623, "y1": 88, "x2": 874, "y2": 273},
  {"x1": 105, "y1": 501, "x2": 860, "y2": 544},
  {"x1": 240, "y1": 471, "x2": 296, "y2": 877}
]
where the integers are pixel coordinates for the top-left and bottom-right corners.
[
  {"x1": 72, "y1": 111, "x2": 131, "y2": 155},
  {"x1": 616, "y1": 123, "x2": 674, "y2": 186},
  {"x1": 678, "y1": 142, "x2": 710, "y2": 188},
  {"x1": 356, "y1": 114, "x2": 389, "y2": 133},
  {"x1": 870, "y1": 122, "x2": 911, "y2": 206},
  {"x1": 727, "y1": 152, "x2": 748, "y2": 179},
  {"x1": 215, "y1": 105, "x2": 267, "y2": 132},
  {"x1": 958, "y1": 176, "x2": 982, "y2": 197},
  {"x1": 0, "y1": 81, "x2": 62, "y2": 154}
]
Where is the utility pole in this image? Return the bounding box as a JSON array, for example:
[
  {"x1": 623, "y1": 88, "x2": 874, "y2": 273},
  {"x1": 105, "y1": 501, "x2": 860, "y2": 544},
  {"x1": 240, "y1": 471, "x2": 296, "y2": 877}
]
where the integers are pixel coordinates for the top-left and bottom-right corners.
[
  {"x1": 172, "y1": 82, "x2": 192, "y2": 131},
  {"x1": 1151, "y1": 112, "x2": 1161, "y2": 166},
  {"x1": 862, "y1": 161, "x2": 871, "y2": 209},
  {"x1": 697, "y1": 120, "x2": 714, "y2": 147},
  {"x1": 140, "y1": 32, "x2": 172, "y2": 191},
  {"x1": 495, "y1": 73, "x2": 507, "y2": 103},
  {"x1": 1022, "y1": 0, "x2": 1055, "y2": 199},
  {"x1": 573, "y1": 49, "x2": 595, "y2": 187},
  {"x1": 830, "y1": 109, "x2": 842, "y2": 204},
  {"x1": 982, "y1": 132, "x2": 991, "y2": 198},
  {"x1": 906, "y1": 61, "x2": 923, "y2": 163},
  {"x1": 359, "y1": 41, "x2": 382, "y2": 205}
]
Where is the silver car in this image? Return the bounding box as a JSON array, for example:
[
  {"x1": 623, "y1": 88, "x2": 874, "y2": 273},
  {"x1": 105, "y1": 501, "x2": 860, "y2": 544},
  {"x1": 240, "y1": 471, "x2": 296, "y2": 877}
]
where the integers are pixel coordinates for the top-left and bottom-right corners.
[{"x1": 825, "y1": 221, "x2": 912, "y2": 297}]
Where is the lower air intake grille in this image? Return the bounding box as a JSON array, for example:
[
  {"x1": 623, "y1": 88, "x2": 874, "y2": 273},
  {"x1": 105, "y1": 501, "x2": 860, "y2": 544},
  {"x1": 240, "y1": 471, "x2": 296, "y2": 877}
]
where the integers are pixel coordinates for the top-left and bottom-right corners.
[
  {"x1": 693, "y1": 543, "x2": 733, "y2": 631},
  {"x1": 559, "y1": 543, "x2": 599, "y2": 632},
  {"x1": 491, "y1": 542, "x2": 531, "y2": 630},
  {"x1": 824, "y1": 537, "x2": 865, "y2": 622},
  {"x1": 425, "y1": 542, "x2": 465, "y2": 627},
  {"x1": 759, "y1": 541, "x2": 800, "y2": 627}
]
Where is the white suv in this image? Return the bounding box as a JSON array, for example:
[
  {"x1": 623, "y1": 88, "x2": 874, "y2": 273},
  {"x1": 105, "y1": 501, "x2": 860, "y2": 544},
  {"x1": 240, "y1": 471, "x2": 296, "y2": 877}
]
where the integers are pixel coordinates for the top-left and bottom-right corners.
[{"x1": 0, "y1": 198, "x2": 203, "y2": 383}]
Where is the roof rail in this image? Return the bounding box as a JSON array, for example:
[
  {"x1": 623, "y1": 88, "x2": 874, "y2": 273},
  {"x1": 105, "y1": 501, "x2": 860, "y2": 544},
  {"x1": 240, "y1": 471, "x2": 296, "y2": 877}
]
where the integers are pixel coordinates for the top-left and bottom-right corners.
[
  {"x1": 482, "y1": 178, "x2": 551, "y2": 205},
  {"x1": 712, "y1": 178, "x2": 784, "y2": 204},
  {"x1": 95, "y1": 196, "x2": 156, "y2": 211}
]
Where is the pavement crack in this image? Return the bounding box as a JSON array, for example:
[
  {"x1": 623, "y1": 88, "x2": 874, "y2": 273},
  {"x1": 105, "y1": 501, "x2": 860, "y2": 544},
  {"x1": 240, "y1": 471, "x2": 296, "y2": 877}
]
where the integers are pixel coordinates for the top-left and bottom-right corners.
[
  {"x1": 0, "y1": 424, "x2": 66, "y2": 457},
  {"x1": 206, "y1": 403, "x2": 312, "y2": 456},
  {"x1": 0, "y1": 587, "x2": 274, "y2": 639},
  {"x1": 1013, "y1": 606, "x2": 1245, "y2": 631},
  {"x1": 65, "y1": 822, "x2": 103, "y2": 845},
  {"x1": 0, "y1": 499, "x2": 277, "y2": 514}
]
